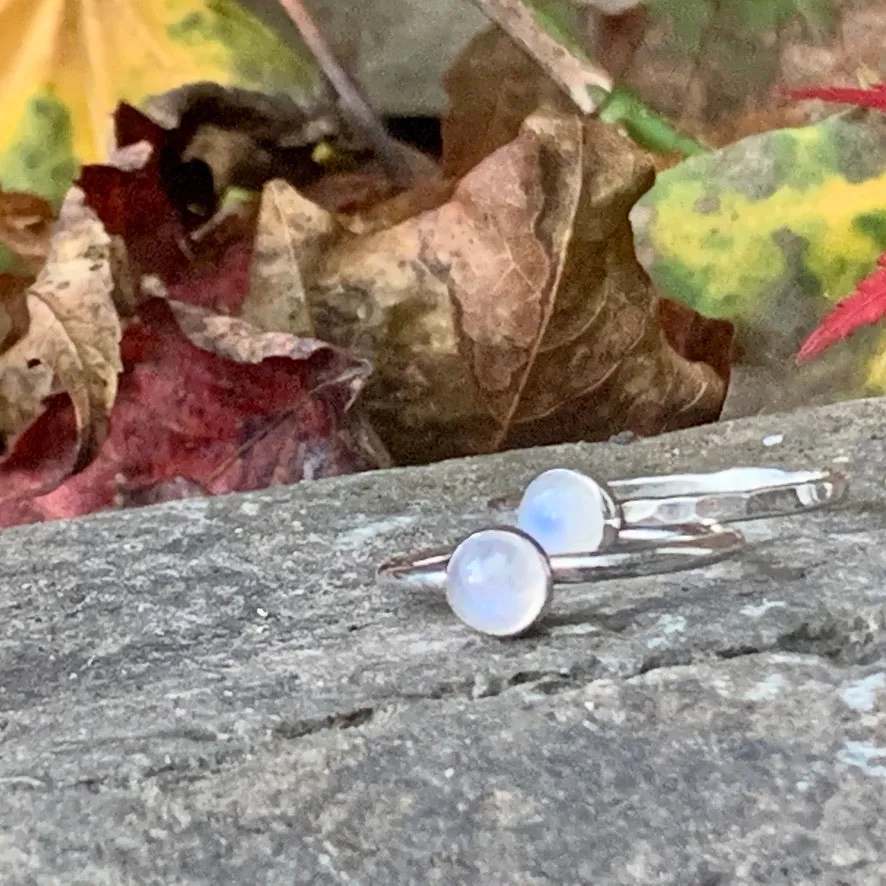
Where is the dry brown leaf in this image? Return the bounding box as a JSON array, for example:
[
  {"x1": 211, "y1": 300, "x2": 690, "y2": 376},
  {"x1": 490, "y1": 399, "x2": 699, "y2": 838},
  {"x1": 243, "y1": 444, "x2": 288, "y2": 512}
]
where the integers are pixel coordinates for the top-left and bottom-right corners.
[
  {"x1": 419, "y1": 112, "x2": 583, "y2": 449},
  {"x1": 310, "y1": 214, "x2": 465, "y2": 463},
  {"x1": 243, "y1": 179, "x2": 337, "y2": 337},
  {"x1": 0, "y1": 190, "x2": 54, "y2": 272},
  {"x1": 442, "y1": 26, "x2": 571, "y2": 180},
  {"x1": 308, "y1": 109, "x2": 726, "y2": 463},
  {"x1": 431, "y1": 111, "x2": 724, "y2": 451},
  {"x1": 0, "y1": 187, "x2": 121, "y2": 466}
]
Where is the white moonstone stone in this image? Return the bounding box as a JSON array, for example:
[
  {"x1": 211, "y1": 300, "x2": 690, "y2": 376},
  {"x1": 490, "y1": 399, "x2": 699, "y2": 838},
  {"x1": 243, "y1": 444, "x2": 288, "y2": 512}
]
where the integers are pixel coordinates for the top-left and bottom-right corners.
[
  {"x1": 446, "y1": 528, "x2": 551, "y2": 636},
  {"x1": 517, "y1": 468, "x2": 614, "y2": 555}
]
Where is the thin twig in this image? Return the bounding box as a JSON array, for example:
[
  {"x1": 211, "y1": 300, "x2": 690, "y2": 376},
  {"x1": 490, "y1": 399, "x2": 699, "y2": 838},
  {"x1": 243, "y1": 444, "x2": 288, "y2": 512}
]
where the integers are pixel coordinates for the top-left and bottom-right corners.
[
  {"x1": 468, "y1": 0, "x2": 614, "y2": 115},
  {"x1": 276, "y1": 0, "x2": 415, "y2": 187}
]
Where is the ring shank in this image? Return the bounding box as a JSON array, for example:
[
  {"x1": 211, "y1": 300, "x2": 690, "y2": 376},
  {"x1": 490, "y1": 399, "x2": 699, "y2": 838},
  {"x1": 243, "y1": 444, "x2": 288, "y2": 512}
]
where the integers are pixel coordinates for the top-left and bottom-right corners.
[
  {"x1": 379, "y1": 523, "x2": 743, "y2": 591},
  {"x1": 612, "y1": 468, "x2": 846, "y2": 527},
  {"x1": 491, "y1": 467, "x2": 846, "y2": 527}
]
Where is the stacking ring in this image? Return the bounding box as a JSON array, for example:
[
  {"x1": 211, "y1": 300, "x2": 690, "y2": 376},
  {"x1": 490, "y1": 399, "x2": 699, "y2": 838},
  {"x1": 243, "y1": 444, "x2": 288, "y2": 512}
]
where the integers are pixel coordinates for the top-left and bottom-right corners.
[
  {"x1": 379, "y1": 523, "x2": 744, "y2": 637},
  {"x1": 512, "y1": 466, "x2": 847, "y2": 556}
]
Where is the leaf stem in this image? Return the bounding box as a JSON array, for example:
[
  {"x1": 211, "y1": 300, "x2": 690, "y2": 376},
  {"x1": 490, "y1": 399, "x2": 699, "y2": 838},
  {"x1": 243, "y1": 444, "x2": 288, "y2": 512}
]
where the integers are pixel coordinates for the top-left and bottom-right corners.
[
  {"x1": 467, "y1": 0, "x2": 614, "y2": 114},
  {"x1": 275, "y1": 0, "x2": 415, "y2": 187}
]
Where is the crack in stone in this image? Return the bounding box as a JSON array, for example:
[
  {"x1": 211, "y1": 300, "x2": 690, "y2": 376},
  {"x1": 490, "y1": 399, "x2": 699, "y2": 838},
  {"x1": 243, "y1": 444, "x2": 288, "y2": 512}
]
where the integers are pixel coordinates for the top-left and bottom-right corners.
[{"x1": 274, "y1": 706, "x2": 375, "y2": 740}]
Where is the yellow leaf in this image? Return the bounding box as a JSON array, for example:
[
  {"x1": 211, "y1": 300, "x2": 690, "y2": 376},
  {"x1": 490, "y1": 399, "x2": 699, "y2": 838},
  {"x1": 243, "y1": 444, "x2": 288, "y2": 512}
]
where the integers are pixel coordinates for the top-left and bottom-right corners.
[{"x1": 0, "y1": 0, "x2": 318, "y2": 203}]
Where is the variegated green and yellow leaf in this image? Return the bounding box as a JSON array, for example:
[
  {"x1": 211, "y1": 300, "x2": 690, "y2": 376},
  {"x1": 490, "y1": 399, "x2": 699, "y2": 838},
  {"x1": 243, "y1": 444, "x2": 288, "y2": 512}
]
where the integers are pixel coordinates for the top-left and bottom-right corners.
[{"x1": 636, "y1": 111, "x2": 886, "y2": 394}]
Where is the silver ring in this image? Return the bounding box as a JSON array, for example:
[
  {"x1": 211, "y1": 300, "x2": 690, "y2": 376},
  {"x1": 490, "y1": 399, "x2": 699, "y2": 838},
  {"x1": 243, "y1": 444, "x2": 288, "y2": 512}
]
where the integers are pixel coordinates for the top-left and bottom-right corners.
[
  {"x1": 378, "y1": 523, "x2": 744, "y2": 637},
  {"x1": 505, "y1": 466, "x2": 847, "y2": 556}
]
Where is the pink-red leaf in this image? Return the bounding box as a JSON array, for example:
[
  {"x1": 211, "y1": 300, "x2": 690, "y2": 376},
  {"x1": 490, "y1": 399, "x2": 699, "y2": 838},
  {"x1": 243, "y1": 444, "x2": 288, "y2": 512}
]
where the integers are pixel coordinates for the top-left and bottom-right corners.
[
  {"x1": 796, "y1": 252, "x2": 886, "y2": 363},
  {"x1": 790, "y1": 83, "x2": 886, "y2": 111}
]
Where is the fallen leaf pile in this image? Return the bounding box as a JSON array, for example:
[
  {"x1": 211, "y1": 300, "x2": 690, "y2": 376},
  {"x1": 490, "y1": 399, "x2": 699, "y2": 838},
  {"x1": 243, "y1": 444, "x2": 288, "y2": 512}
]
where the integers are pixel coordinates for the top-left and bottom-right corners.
[
  {"x1": 0, "y1": 170, "x2": 389, "y2": 527},
  {"x1": 11, "y1": 0, "x2": 886, "y2": 528},
  {"x1": 0, "y1": 48, "x2": 733, "y2": 525}
]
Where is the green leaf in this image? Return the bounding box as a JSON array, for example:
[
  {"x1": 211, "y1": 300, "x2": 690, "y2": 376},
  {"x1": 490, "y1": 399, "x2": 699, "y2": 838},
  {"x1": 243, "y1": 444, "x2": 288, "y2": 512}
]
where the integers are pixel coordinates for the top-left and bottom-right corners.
[{"x1": 636, "y1": 111, "x2": 886, "y2": 393}]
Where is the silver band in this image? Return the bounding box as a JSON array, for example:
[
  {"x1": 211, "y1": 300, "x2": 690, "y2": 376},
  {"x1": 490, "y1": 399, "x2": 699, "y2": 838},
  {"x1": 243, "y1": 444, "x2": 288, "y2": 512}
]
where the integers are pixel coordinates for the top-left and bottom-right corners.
[
  {"x1": 610, "y1": 467, "x2": 847, "y2": 527},
  {"x1": 379, "y1": 523, "x2": 744, "y2": 592},
  {"x1": 380, "y1": 523, "x2": 744, "y2": 636},
  {"x1": 491, "y1": 466, "x2": 846, "y2": 549}
]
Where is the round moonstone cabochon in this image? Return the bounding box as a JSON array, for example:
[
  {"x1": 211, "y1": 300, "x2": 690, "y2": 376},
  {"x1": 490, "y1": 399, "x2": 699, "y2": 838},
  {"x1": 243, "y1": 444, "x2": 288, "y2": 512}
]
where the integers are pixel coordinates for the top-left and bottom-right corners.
[
  {"x1": 517, "y1": 468, "x2": 617, "y2": 555},
  {"x1": 446, "y1": 528, "x2": 552, "y2": 636}
]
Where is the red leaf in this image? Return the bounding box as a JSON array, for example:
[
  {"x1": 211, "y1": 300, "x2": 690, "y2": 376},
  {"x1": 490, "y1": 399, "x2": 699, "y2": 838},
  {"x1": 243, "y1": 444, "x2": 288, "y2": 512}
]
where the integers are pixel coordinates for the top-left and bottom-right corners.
[
  {"x1": 0, "y1": 394, "x2": 80, "y2": 503},
  {"x1": 77, "y1": 106, "x2": 191, "y2": 281},
  {"x1": 0, "y1": 299, "x2": 388, "y2": 527},
  {"x1": 796, "y1": 252, "x2": 886, "y2": 363},
  {"x1": 114, "y1": 102, "x2": 170, "y2": 150},
  {"x1": 790, "y1": 83, "x2": 886, "y2": 111},
  {"x1": 164, "y1": 222, "x2": 255, "y2": 314}
]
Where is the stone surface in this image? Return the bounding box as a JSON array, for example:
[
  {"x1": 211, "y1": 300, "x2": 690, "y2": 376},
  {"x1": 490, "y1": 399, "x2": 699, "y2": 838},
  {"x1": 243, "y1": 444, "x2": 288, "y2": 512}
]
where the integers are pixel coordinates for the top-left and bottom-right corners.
[{"x1": 1, "y1": 397, "x2": 886, "y2": 883}]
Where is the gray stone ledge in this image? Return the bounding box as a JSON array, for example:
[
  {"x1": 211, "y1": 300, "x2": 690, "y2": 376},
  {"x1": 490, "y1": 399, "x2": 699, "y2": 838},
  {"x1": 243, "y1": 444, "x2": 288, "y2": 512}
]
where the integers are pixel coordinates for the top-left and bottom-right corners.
[{"x1": 1, "y1": 397, "x2": 886, "y2": 884}]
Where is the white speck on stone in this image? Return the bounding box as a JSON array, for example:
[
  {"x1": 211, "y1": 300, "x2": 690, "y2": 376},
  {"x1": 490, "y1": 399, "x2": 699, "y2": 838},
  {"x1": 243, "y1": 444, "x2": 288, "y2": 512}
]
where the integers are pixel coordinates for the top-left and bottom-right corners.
[
  {"x1": 838, "y1": 672, "x2": 886, "y2": 712},
  {"x1": 548, "y1": 623, "x2": 602, "y2": 638},
  {"x1": 337, "y1": 515, "x2": 417, "y2": 549},
  {"x1": 832, "y1": 454, "x2": 850, "y2": 464},
  {"x1": 743, "y1": 673, "x2": 786, "y2": 702},
  {"x1": 256, "y1": 607, "x2": 268, "y2": 618},
  {"x1": 646, "y1": 615, "x2": 686, "y2": 649},
  {"x1": 471, "y1": 674, "x2": 496, "y2": 699},
  {"x1": 740, "y1": 600, "x2": 787, "y2": 618},
  {"x1": 239, "y1": 500, "x2": 261, "y2": 517},
  {"x1": 444, "y1": 768, "x2": 455, "y2": 779},
  {"x1": 658, "y1": 614, "x2": 687, "y2": 635},
  {"x1": 710, "y1": 676, "x2": 734, "y2": 698},
  {"x1": 836, "y1": 741, "x2": 886, "y2": 780},
  {"x1": 762, "y1": 433, "x2": 784, "y2": 447}
]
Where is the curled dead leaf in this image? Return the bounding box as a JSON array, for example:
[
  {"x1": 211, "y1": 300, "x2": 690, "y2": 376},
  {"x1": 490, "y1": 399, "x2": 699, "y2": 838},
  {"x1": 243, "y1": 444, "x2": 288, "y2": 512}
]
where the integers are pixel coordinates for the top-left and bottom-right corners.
[
  {"x1": 0, "y1": 274, "x2": 31, "y2": 352},
  {"x1": 0, "y1": 187, "x2": 121, "y2": 471},
  {"x1": 141, "y1": 83, "x2": 342, "y2": 222}
]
